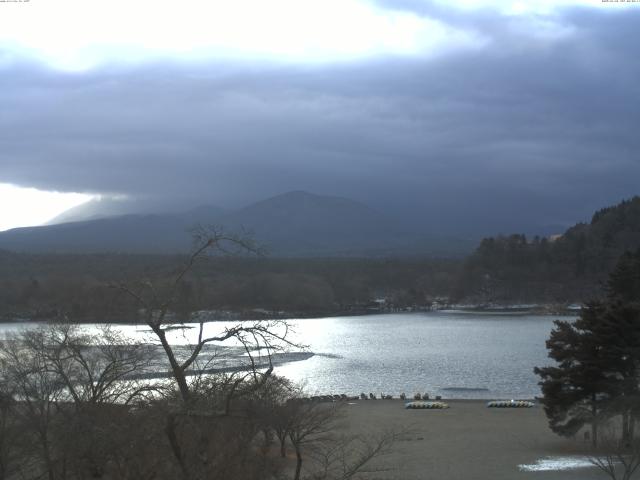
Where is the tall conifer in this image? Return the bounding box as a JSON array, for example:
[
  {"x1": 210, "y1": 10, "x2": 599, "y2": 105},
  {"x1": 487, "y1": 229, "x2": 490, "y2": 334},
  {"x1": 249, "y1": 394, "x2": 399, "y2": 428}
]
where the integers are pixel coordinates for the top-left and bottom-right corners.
[{"x1": 535, "y1": 249, "x2": 640, "y2": 446}]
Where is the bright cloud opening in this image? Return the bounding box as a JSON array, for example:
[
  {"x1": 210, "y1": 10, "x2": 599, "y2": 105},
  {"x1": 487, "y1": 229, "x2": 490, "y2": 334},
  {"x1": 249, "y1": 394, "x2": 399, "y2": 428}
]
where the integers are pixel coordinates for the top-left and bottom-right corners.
[
  {"x1": 0, "y1": 184, "x2": 94, "y2": 232},
  {"x1": 0, "y1": 0, "x2": 484, "y2": 70}
]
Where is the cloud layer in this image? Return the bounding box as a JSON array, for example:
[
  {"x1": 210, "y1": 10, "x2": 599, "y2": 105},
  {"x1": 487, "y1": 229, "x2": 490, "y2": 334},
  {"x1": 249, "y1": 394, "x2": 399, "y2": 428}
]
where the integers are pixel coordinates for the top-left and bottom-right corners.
[{"x1": 1, "y1": 2, "x2": 639, "y2": 234}]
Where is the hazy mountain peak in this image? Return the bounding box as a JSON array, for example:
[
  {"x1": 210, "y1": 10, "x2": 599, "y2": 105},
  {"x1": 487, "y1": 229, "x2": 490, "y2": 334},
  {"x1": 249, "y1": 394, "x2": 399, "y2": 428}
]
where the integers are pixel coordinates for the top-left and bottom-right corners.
[
  {"x1": 243, "y1": 190, "x2": 379, "y2": 214},
  {"x1": 48, "y1": 196, "x2": 219, "y2": 225},
  {"x1": 252, "y1": 190, "x2": 340, "y2": 204}
]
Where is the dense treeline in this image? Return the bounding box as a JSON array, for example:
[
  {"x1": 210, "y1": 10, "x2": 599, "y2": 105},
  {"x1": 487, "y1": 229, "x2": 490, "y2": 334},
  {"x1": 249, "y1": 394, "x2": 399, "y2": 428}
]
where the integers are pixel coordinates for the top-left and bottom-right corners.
[
  {"x1": 455, "y1": 196, "x2": 640, "y2": 304},
  {"x1": 0, "y1": 252, "x2": 460, "y2": 322}
]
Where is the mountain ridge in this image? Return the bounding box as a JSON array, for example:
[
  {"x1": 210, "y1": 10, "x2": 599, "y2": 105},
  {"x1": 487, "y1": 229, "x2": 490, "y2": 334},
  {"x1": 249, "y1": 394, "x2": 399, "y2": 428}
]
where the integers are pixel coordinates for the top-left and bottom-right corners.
[{"x1": 0, "y1": 191, "x2": 472, "y2": 257}]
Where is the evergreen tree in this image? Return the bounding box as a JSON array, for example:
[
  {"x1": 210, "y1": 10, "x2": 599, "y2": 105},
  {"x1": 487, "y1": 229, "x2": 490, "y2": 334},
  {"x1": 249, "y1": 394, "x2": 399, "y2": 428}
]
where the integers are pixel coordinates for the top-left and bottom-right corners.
[
  {"x1": 534, "y1": 304, "x2": 610, "y2": 446},
  {"x1": 535, "y1": 249, "x2": 640, "y2": 446},
  {"x1": 595, "y1": 301, "x2": 640, "y2": 443},
  {"x1": 607, "y1": 249, "x2": 640, "y2": 303}
]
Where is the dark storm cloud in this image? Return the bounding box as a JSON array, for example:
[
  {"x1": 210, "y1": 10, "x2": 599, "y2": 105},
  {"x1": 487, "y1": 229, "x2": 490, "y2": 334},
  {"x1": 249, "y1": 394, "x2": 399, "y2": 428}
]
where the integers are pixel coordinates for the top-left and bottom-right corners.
[{"x1": 1, "y1": 4, "x2": 639, "y2": 234}]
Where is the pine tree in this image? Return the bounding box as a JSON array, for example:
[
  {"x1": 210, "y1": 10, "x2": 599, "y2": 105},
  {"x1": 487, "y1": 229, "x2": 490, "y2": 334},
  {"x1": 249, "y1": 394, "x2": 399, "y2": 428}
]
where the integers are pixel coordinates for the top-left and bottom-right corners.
[
  {"x1": 606, "y1": 249, "x2": 640, "y2": 303},
  {"x1": 601, "y1": 249, "x2": 640, "y2": 444},
  {"x1": 598, "y1": 303, "x2": 640, "y2": 443},
  {"x1": 535, "y1": 249, "x2": 640, "y2": 446},
  {"x1": 534, "y1": 304, "x2": 610, "y2": 446}
]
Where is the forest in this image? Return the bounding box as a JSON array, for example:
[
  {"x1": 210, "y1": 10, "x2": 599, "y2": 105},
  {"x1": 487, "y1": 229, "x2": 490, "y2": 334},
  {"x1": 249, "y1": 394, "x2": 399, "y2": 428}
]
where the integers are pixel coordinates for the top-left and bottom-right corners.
[
  {"x1": 455, "y1": 196, "x2": 640, "y2": 304},
  {"x1": 0, "y1": 252, "x2": 459, "y2": 322}
]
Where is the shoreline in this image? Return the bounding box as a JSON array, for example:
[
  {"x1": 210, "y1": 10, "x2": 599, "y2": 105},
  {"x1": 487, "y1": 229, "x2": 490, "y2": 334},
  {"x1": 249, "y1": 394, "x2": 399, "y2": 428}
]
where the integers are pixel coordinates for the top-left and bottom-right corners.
[{"x1": 0, "y1": 305, "x2": 579, "y2": 325}]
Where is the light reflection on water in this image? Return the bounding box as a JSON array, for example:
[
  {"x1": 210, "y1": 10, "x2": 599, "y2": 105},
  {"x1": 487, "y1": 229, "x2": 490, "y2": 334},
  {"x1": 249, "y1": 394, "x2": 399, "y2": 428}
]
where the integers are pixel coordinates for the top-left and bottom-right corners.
[
  {"x1": 275, "y1": 312, "x2": 559, "y2": 398},
  {"x1": 1, "y1": 312, "x2": 564, "y2": 398}
]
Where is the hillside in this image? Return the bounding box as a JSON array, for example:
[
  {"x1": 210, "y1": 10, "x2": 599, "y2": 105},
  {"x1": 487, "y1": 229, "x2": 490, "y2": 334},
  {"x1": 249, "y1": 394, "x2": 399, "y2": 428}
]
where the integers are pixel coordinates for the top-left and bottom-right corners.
[
  {"x1": 45, "y1": 196, "x2": 219, "y2": 224},
  {"x1": 455, "y1": 196, "x2": 640, "y2": 303},
  {"x1": 216, "y1": 191, "x2": 407, "y2": 255},
  {"x1": 0, "y1": 212, "x2": 210, "y2": 254},
  {"x1": 0, "y1": 191, "x2": 462, "y2": 256}
]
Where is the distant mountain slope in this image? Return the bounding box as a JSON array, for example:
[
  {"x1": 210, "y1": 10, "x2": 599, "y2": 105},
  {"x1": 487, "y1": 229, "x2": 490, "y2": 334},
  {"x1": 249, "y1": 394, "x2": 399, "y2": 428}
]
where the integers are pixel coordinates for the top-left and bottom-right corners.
[
  {"x1": 47, "y1": 197, "x2": 224, "y2": 224},
  {"x1": 0, "y1": 214, "x2": 199, "y2": 254},
  {"x1": 0, "y1": 191, "x2": 460, "y2": 256},
  {"x1": 0, "y1": 201, "x2": 227, "y2": 253},
  {"x1": 217, "y1": 191, "x2": 407, "y2": 255},
  {"x1": 455, "y1": 196, "x2": 640, "y2": 303}
]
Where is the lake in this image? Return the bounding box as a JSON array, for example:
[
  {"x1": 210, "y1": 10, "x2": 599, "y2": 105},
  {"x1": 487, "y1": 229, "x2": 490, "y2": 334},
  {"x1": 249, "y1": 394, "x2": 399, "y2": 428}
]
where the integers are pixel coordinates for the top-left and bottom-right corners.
[{"x1": 0, "y1": 311, "x2": 565, "y2": 399}]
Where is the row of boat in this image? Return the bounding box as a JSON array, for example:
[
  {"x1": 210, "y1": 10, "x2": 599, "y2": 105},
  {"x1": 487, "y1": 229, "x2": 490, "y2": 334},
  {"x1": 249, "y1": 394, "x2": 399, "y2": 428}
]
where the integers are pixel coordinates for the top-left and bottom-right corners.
[{"x1": 405, "y1": 399, "x2": 535, "y2": 409}]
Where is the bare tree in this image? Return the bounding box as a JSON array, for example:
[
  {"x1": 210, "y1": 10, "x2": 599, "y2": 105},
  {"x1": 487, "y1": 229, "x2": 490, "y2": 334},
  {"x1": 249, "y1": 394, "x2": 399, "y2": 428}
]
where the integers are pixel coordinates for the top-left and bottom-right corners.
[
  {"x1": 308, "y1": 431, "x2": 398, "y2": 480},
  {"x1": 0, "y1": 380, "x2": 19, "y2": 480},
  {"x1": 0, "y1": 227, "x2": 402, "y2": 480},
  {"x1": 1, "y1": 322, "x2": 165, "y2": 480},
  {"x1": 21, "y1": 323, "x2": 158, "y2": 407},
  {"x1": 276, "y1": 397, "x2": 399, "y2": 480},
  {"x1": 590, "y1": 424, "x2": 640, "y2": 480},
  {"x1": 111, "y1": 226, "x2": 294, "y2": 404},
  {"x1": 286, "y1": 400, "x2": 344, "y2": 480},
  {"x1": 107, "y1": 227, "x2": 305, "y2": 480},
  {"x1": 0, "y1": 335, "x2": 65, "y2": 480}
]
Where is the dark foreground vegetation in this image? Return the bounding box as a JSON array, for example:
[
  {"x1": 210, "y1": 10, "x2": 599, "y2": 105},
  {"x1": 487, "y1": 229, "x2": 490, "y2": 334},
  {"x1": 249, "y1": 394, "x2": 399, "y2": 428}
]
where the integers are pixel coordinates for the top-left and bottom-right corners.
[{"x1": 0, "y1": 323, "x2": 395, "y2": 480}]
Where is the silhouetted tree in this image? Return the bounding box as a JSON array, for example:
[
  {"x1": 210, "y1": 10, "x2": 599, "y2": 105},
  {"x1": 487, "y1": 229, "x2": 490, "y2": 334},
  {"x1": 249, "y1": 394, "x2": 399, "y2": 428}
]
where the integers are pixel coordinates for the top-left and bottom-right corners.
[
  {"x1": 534, "y1": 304, "x2": 610, "y2": 446},
  {"x1": 607, "y1": 249, "x2": 640, "y2": 303},
  {"x1": 535, "y1": 249, "x2": 640, "y2": 446},
  {"x1": 112, "y1": 226, "x2": 293, "y2": 404},
  {"x1": 0, "y1": 381, "x2": 19, "y2": 480},
  {"x1": 589, "y1": 424, "x2": 640, "y2": 480}
]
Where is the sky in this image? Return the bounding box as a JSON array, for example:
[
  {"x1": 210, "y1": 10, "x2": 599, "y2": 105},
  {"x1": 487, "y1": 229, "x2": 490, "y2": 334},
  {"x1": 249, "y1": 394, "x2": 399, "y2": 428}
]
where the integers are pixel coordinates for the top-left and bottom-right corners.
[{"x1": 0, "y1": 0, "x2": 639, "y2": 234}]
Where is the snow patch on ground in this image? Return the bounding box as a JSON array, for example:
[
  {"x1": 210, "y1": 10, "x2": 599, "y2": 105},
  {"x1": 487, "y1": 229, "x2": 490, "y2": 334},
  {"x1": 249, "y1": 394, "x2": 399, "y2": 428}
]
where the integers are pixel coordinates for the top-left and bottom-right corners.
[{"x1": 518, "y1": 456, "x2": 594, "y2": 472}]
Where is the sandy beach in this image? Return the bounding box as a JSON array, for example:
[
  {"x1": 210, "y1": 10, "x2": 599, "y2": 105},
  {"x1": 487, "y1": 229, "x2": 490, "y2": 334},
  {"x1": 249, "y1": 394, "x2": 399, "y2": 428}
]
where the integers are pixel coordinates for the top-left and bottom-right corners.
[{"x1": 337, "y1": 399, "x2": 604, "y2": 480}]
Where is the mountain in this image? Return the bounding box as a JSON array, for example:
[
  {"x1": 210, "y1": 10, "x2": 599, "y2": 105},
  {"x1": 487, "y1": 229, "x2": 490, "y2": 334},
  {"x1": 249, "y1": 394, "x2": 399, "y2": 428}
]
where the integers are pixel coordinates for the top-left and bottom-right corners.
[
  {"x1": 0, "y1": 191, "x2": 465, "y2": 256},
  {"x1": 216, "y1": 191, "x2": 407, "y2": 255}
]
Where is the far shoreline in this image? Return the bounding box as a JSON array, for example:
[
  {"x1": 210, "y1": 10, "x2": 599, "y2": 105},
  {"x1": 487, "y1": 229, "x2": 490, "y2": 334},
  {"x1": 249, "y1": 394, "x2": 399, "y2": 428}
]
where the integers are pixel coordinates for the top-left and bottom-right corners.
[{"x1": 0, "y1": 304, "x2": 580, "y2": 325}]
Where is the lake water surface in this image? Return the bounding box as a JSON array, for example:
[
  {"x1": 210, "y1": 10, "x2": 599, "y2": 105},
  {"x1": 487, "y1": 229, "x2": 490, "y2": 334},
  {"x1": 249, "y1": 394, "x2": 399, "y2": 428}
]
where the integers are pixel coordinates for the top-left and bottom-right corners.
[
  {"x1": 0, "y1": 312, "x2": 565, "y2": 399},
  {"x1": 277, "y1": 312, "x2": 561, "y2": 399}
]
